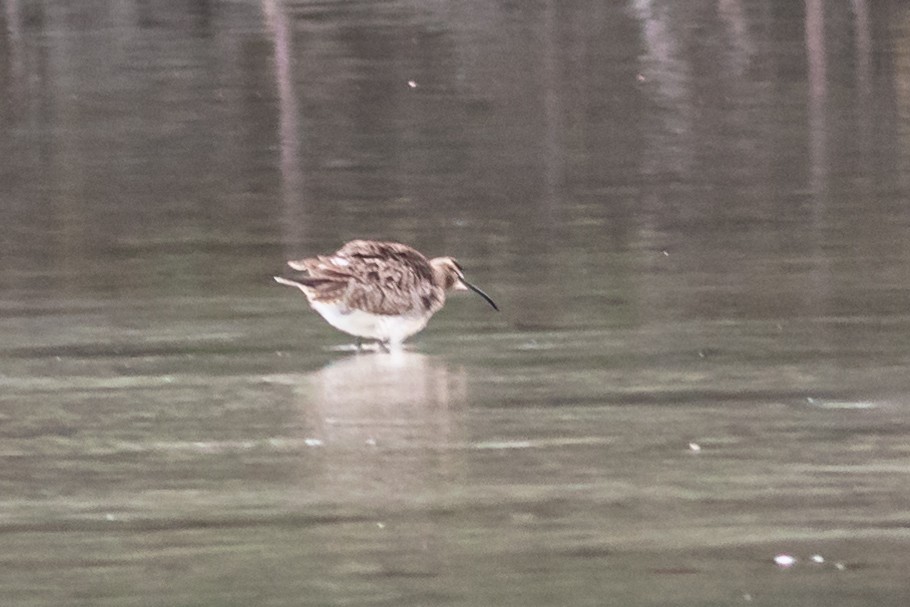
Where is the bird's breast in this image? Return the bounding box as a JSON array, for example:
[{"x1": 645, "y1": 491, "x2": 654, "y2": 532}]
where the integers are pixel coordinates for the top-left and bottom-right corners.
[{"x1": 310, "y1": 300, "x2": 432, "y2": 343}]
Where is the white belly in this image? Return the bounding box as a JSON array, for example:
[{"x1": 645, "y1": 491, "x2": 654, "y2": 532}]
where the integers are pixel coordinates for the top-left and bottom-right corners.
[{"x1": 311, "y1": 301, "x2": 431, "y2": 344}]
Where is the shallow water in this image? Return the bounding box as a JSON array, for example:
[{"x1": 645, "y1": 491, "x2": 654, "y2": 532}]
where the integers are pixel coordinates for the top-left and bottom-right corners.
[{"x1": 3, "y1": 0, "x2": 910, "y2": 605}]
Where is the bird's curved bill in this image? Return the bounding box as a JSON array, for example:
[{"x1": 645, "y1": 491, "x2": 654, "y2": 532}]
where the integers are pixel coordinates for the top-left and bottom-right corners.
[{"x1": 462, "y1": 280, "x2": 499, "y2": 311}]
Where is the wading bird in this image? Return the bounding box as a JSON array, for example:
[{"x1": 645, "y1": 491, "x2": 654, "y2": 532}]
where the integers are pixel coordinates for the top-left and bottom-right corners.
[{"x1": 274, "y1": 240, "x2": 498, "y2": 349}]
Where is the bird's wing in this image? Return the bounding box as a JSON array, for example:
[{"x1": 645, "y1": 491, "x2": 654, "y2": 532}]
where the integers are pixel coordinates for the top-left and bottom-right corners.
[
  {"x1": 336, "y1": 241, "x2": 442, "y2": 314},
  {"x1": 343, "y1": 259, "x2": 436, "y2": 315},
  {"x1": 284, "y1": 242, "x2": 440, "y2": 315},
  {"x1": 336, "y1": 240, "x2": 437, "y2": 283}
]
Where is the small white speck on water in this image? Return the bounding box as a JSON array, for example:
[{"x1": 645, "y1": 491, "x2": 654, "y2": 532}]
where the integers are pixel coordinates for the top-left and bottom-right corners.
[
  {"x1": 473, "y1": 440, "x2": 533, "y2": 450},
  {"x1": 835, "y1": 562, "x2": 846, "y2": 570},
  {"x1": 807, "y1": 397, "x2": 877, "y2": 410},
  {"x1": 511, "y1": 512, "x2": 536, "y2": 524},
  {"x1": 376, "y1": 522, "x2": 386, "y2": 529},
  {"x1": 661, "y1": 250, "x2": 669, "y2": 256},
  {"x1": 407, "y1": 80, "x2": 418, "y2": 88},
  {"x1": 518, "y1": 340, "x2": 545, "y2": 350},
  {"x1": 811, "y1": 554, "x2": 825, "y2": 564},
  {"x1": 105, "y1": 513, "x2": 116, "y2": 522},
  {"x1": 365, "y1": 438, "x2": 377, "y2": 446},
  {"x1": 304, "y1": 438, "x2": 323, "y2": 447},
  {"x1": 773, "y1": 554, "x2": 797, "y2": 568},
  {"x1": 688, "y1": 442, "x2": 701, "y2": 452},
  {"x1": 742, "y1": 594, "x2": 753, "y2": 602}
]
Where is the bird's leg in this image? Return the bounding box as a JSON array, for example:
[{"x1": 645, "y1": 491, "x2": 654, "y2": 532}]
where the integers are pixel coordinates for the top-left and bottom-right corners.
[
  {"x1": 378, "y1": 340, "x2": 391, "y2": 353},
  {"x1": 354, "y1": 336, "x2": 364, "y2": 352}
]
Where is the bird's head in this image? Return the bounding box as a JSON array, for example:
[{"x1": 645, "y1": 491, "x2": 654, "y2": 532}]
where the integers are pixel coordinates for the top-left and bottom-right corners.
[{"x1": 430, "y1": 257, "x2": 499, "y2": 311}]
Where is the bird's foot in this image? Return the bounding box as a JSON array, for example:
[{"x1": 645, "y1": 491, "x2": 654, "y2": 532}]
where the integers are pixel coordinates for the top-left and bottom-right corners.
[{"x1": 349, "y1": 338, "x2": 397, "y2": 353}]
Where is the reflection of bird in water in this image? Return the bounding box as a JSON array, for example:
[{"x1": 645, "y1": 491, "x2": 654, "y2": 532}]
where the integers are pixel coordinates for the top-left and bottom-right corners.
[
  {"x1": 272, "y1": 351, "x2": 465, "y2": 505},
  {"x1": 274, "y1": 240, "x2": 498, "y2": 349},
  {"x1": 278, "y1": 351, "x2": 466, "y2": 576},
  {"x1": 302, "y1": 351, "x2": 465, "y2": 449}
]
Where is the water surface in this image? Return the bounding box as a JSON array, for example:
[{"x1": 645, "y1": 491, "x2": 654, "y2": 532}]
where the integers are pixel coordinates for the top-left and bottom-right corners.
[{"x1": 2, "y1": 1, "x2": 910, "y2": 605}]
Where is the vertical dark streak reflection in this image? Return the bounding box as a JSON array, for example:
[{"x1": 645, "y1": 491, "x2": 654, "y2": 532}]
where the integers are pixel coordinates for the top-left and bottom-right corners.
[
  {"x1": 805, "y1": 0, "x2": 834, "y2": 354},
  {"x1": 262, "y1": 0, "x2": 306, "y2": 247},
  {"x1": 3, "y1": 0, "x2": 24, "y2": 98},
  {"x1": 541, "y1": 0, "x2": 564, "y2": 207},
  {"x1": 852, "y1": 0, "x2": 873, "y2": 187},
  {"x1": 805, "y1": 0, "x2": 828, "y2": 195}
]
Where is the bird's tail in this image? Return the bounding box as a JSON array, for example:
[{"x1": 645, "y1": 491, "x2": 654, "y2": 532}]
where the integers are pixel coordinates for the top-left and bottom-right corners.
[
  {"x1": 273, "y1": 275, "x2": 347, "y2": 301},
  {"x1": 273, "y1": 275, "x2": 318, "y2": 293}
]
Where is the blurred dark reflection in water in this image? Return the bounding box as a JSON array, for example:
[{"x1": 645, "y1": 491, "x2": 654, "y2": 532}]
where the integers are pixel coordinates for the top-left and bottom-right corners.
[{"x1": 2, "y1": 0, "x2": 910, "y2": 605}]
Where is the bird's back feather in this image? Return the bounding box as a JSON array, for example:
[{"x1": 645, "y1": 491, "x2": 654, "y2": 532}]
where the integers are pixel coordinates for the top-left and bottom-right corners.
[{"x1": 284, "y1": 240, "x2": 444, "y2": 316}]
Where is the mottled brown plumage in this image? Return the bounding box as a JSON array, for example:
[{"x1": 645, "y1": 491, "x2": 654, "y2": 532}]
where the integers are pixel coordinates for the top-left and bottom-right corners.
[
  {"x1": 274, "y1": 240, "x2": 498, "y2": 347},
  {"x1": 290, "y1": 240, "x2": 444, "y2": 315}
]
